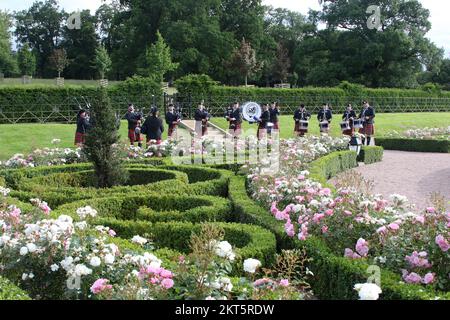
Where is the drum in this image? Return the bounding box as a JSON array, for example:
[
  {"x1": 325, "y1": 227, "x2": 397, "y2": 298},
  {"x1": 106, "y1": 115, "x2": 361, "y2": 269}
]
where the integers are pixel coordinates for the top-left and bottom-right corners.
[
  {"x1": 299, "y1": 120, "x2": 309, "y2": 130},
  {"x1": 267, "y1": 122, "x2": 274, "y2": 128},
  {"x1": 319, "y1": 121, "x2": 329, "y2": 131},
  {"x1": 340, "y1": 121, "x2": 351, "y2": 132},
  {"x1": 353, "y1": 119, "x2": 363, "y2": 129}
]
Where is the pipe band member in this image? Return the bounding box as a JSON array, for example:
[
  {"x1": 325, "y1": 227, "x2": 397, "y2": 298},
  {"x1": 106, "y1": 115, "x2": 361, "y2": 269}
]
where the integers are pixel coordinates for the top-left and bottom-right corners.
[
  {"x1": 269, "y1": 101, "x2": 280, "y2": 132},
  {"x1": 74, "y1": 109, "x2": 91, "y2": 146},
  {"x1": 294, "y1": 104, "x2": 311, "y2": 137},
  {"x1": 318, "y1": 103, "x2": 333, "y2": 134},
  {"x1": 257, "y1": 104, "x2": 270, "y2": 140},
  {"x1": 228, "y1": 102, "x2": 242, "y2": 137},
  {"x1": 166, "y1": 104, "x2": 180, "y2": 138},
  {"x1": 194, "y1": 103, "x2": 209, "y2": 137},
  {"x1": 125, "y1": 104, "x2": 143, "y2": 147},
  {"x1": 359, "y1": 101, "x2": 376, "y2": 145},
  {"x1": 342, "y1": 104, "x2": 357, "y2": 136},
  {"x1": 142, "y1": 108, "x2": 164, "y2": 146}
]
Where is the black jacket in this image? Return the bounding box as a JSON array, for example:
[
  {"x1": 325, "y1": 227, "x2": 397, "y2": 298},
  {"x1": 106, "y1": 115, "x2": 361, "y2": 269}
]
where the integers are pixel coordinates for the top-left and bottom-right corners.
[
  {"x1": 269, "y1": 108, "x2": 280, "y2": 123},
  {"x1": 165, "y1": 112, "x2": 180, "y2": 126},
  {"x1": 194, "y1": 109, "x2": 209, "y2": 121},
  {"x1": 360, "y1": 107, "x2": 375, "y2": 124},
  {"x1": 294, "y1": 110, "x2": 311, "y2": 122},
  {"x1": 125, "y1": 111, "x2": 142, "y2": 130},
  {"x1": 142, "y1": 116, "x2": 164, "y2": 140},
  {"x1": 230, "y1": 109, "x2": 242, "y2": 124},
  {"x1": 76, "y1": 116, "x2": 91, "y2": 134},
  {"x1": 318, "y1": 109, "x2": 333, "y2": 122},
  {"x1": 259, "y1": 110, "x2": 270, "y2": 128}
]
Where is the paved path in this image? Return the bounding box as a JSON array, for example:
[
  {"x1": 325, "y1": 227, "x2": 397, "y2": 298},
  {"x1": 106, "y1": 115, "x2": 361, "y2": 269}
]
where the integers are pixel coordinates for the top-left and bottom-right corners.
[
  {"x1": 343, "y1": 151, "x2": 450, "y2": 210},
  {"x1": 181, "y1": 120, "x2": 230, "y2": 139}
]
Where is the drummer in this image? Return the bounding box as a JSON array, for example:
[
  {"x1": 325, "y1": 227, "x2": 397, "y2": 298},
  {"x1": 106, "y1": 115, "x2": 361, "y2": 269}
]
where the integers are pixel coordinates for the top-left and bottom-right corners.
[
  {"x1": 341, "y1": 104, "x2": 357, "y2": 136},
  {"x1": 257, "y1": 104, "x2": 270, "y2": 140},
  {"x1": 318, "y1": 103, "x2": 333, "y2": 134},
  {"x1": 269, "y1": 102, "x2": 280, "y2": 134},
  {"x1": 294, "y1": 104, "x2": 311, "y2": 137},
  {"x1": 359, "y1": 101, "x2": 376, "y2": 146}
]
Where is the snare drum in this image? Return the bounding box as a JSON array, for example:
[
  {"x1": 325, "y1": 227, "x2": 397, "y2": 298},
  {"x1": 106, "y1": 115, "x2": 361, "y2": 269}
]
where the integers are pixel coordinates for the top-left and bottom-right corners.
[
  {"x1": 299, "y1": 120, "x2": 309, "y2": 130},
  {"x1": 319, "y1": 121, "x2": 329, "y2": 132},
  {"x1": 267, "y1": 122, "x2": 274, "y2": 128},
  {"x1": 340, "y1": 121, "x2": 351, "y2": 132},
  {"x1": 353, "y1": 119, "x2": 363, "y2": 129}
]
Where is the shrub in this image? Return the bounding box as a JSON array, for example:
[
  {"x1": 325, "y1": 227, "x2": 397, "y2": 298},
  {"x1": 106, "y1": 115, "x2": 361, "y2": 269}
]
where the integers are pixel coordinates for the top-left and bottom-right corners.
[
  {"x1": 0, "y1": 276, "x2": 31, "y2": 300},
  {"x1": 308, "y1": 151, "x2": 358, "y2": 185},
  {"x1": 357, "y1": 146, "x2": 384, "y2": 164},
  {"x1": 376, "y1": 138, "x2": 450, "y2": 153}
]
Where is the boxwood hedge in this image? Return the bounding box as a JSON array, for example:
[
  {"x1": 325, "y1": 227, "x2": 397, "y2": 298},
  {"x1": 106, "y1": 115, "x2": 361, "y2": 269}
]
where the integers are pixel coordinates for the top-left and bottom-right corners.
[
  {"x1": 357, "y1": 146, "x2": 384, "y2": 164},
  {"x1": 376, "y1": 138, "x2": 450, "y2": 153},
  {"x1": 0, "y1": 276, "x2": 31, "y2": 300}
]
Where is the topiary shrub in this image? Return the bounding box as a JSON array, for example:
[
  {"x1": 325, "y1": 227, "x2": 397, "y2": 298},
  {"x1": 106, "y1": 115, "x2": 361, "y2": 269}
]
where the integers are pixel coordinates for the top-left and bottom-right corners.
[{"x1": 357, "y1": 146, "x2": 384, "y2": 164}]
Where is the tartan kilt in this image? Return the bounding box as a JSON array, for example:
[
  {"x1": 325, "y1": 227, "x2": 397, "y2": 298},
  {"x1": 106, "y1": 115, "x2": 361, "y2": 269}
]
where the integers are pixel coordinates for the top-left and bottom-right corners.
[
  {"x1": 168, "y1": 124, "x2": 178, "y2": 137},
  {"x1": 359, "y1": 124, "x2": 375, "y2": 136},
  {"x1": 74, "y1": 132, "x2": 85, "y2": 145},
  {"x1": 273, "y1": 122, "x2": 279, "y2": 130},
  {"x1": 128, "y1": 129, "x2": 142, "y2": 143},
  {"x1": 343, "y1": 128, "x2": 354, "y2": 136}
]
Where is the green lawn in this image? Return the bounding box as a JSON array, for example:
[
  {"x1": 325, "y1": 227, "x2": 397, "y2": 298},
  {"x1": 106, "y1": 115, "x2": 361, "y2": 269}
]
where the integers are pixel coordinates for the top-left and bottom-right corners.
[
  {"x1": 0, "y1": 120, "x2": 168, "y2": 160},
  {"x1": 211, "y1": 113, "x2": 450, "y2": 139},
  {"x1": 0, "y1": 113, "x2": 449, "y2": 160}
]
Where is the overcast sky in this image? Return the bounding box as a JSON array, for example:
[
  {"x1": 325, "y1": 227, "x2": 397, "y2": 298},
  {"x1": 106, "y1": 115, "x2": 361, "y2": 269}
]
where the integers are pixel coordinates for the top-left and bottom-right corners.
[{"x1": 1, "y1": 0, "x2": 449, "y2": 56}]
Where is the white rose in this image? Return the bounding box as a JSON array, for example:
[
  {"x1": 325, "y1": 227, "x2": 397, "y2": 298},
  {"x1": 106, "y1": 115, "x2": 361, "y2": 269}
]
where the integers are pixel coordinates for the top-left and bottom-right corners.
[
  {"x1": 214, "y1": 241, "x2": 234, "y2": 260},
  {"x1": 104, "y1": 253, "x2": 115, "y2": 264},
  {"x1": 50, "y1": 264, "x2": 59, "y2": 272},
  {"x1": 89, "y1": 256, "x2": 101, "y2": 267},
  {"x1": 131, "y1": 235, "x2": 148, "y2": 245},
  {"x1": 26, "y1": 243, "x2": 37, "y2": 253},
  {"x1": 243, "y1": 258, "x2": 262, "y2": 274},
  {"x1": 20, "y1": 246, "x2": 29, "y2": 256},
  {"x1": 354, "y1": 283, "x2": 382, "y2": 300},
  {"x1": 74, "y1": 264, "x2": 92, "y2": 276}
]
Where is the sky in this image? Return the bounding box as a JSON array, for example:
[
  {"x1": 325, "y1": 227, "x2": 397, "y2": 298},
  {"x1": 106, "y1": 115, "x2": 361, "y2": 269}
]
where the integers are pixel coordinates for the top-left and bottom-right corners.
[{"x1": 1, "y1": 0, "x2": 449, "y2": 56}]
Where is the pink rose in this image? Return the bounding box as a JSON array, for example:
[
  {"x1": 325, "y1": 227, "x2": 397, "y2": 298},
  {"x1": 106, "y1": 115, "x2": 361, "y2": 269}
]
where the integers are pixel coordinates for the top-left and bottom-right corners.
[
  {"x1": 355, "y1": 238, "x2": 369, "y2": 257},
  {"x1": 388, "y1": 223, "x2": 400, "y2": 231},
  {"x1": 279, "y1": 279, "x2": 289, "y2": 287},
  {"x1": 403, "y1": 272, "x2": 422, "y2": 284},
  {"x1": 422, "y1": 273, "x2": 435, "y2": 285},
  {"x1": 161, "y1": 278, "x2": 174, "y2": 289},
  {"x1": 90, "y1": 279, "x2": 113, "y2": 294},
  {"x1": 376, "y1": 226, "x2": 387, "y2": 234},
  {"x1": 414, "y1": 216, "x2": 425, "y2": 224},
  {"x1": 160, "y1": 269, "x2": 173, "y2": 278},
  {"x1": 435, "y1": 235, "x2": 449, "y2": 252},
  {"x1": 325, "y1": 209, "x2": 334, "y2": 216},
  {"x1": 321, "y1": 225, "x2": 329, "y2": 234},
  {"x1": 426, "y1": 207, "x2": 436, "y2": 214}
]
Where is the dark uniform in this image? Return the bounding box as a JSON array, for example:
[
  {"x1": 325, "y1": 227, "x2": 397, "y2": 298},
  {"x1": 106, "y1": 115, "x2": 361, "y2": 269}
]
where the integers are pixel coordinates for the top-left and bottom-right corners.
[
  {"x1": 194, "y1": 109, "x2": 209, "y2": 137},
  {"x1": 294, "y1": 108, "x2": 311, "y2": 136},
  {"x1": 165, "y1": 111, "x2": 180, "y2": 138},
  {"x1": 342, "y1": 110, "x2": 357, "y2": 136},
  {"x1": 318, "y1": 109, "x2": 333, "y2": 133},
  {"x1": 359, "y1": 106, "x2": 376, "y2": 144},
  {"x1": 269, "y1": 107, "x2": 280, "y2": 130},
  {"x1": 125, "y1": 111, "x2": 143, "y2": 145},
  {"x1": 142, "y1": 116, "x2": 164, "y2": 144},
  {"x1": 228, "y1": 108, "x2": 242, "y2": 135},
  {"x1": 74, "y1": 115, "x2": 90, "y2": 145},
  {"x1": 257, "y1": 110, "x2": 270, "y2": 140}
]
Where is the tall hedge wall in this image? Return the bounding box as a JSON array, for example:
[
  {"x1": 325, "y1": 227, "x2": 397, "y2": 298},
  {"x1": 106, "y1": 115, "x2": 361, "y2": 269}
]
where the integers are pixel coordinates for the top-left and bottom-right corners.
[
  {"x1": 0, "y1": 78, "x2": 162, "y2": 124},
  {"x1": 175, "y1": 85, "x2": 450, "y2": 116}
]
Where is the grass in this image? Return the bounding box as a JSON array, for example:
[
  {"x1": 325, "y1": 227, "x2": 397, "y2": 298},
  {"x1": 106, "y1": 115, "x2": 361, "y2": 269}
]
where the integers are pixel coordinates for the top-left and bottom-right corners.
[
  {"x1": 211, "y1": 113, "x2": 450, "y2": 139},
  {"x1": 0, "y1": 113, "x2": 449, "y2": 160},
  {"x1": 0, "y1": 120, "x2": 168, "y2": 160}
]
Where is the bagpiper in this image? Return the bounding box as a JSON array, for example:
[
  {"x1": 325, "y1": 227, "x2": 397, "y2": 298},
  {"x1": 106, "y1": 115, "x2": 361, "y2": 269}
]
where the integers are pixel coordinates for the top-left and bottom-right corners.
[
  {"x1": 74, "y1": 109, "x2": 91, "y2": 147},
  {"x1": 269, "y1": 101, "x2": 280, "y2": 133},
  {"x1": 165, "y1": 104, "x2": 181, "y2": 139},
  {"x1": 257, "y1": 104, "x2": 270, "y2": 140},
  {"x1": 226, "y1": 102, "x2": 242, "y2": 137},
  {"x1": 359, "y1": 101, "x2": 376, "y2": 146},
  {"x1": 125, "y1": 104, "x2": 143, "y2": 147},
  {"x1": 194, "y1": 102, "x2": 210, "y2": 137}
]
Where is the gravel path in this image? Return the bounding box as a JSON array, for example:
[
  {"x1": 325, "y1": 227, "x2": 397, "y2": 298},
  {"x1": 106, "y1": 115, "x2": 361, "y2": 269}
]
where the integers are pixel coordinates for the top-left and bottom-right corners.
[{"x1": 339, "y1": 151, "x2": 450, "y2": 209}]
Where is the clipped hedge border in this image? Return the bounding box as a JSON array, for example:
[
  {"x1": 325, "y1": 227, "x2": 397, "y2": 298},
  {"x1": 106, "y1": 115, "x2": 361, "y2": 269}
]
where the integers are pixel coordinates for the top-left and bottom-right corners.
[
  {"x1": 0, "y1": 276, "x2": 31, "y2": 300},
  {"x1": 376, "y1": 138, "x2": 450, "y2": 153},
  {"x1": 53, "y1": 194, "x2": 233, "y2": 224},
  {"x1": 308, "y1": 150, "x2": 358, "y2": 186},
  {"x1": 228, "y1": 154, "x2": 449, "y2": 300},
  {"x1": 357, "y1": 146, "x2": 384, "y2": 164}
]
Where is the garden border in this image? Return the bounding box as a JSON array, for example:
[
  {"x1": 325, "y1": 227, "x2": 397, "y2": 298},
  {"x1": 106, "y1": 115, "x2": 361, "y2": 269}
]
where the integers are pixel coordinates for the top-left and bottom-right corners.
[{"x1": 376, "y1": 138, "x2": 450, "y2": 153}]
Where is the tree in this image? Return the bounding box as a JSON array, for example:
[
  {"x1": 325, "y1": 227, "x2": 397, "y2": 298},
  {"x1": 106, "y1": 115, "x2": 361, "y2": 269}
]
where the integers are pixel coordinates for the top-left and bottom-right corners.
[
  {"x1": 140, "y1": 31, "x2": 179, "y2": 82},
  {"x1": 17, "y1": 44, "x2": 36, "y2": 76},
  {"x1": 83, "y1": 88, "x2": 128, "y2": 188},
  {"x1": 49, "y1": 48, "x2": 69, "y2": 78},
  {"x1": 228, "y1": 38, "x2": 261, "y2": 86},
  {"x1": 0, "y1": 11, "x2": 17, "y2": 76},
  {"x1": 14, "y1": 0, "x2": 65, "y2": 77},
  {"x1": 272, "y1": 42, "x2": 291, "y2": 83},
  {"x1": 62, "y1": 10, "x2": 99, "y2": 80},
  {"x1": 94, "y1": 45, "x2": 112, "y2": 79}
]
